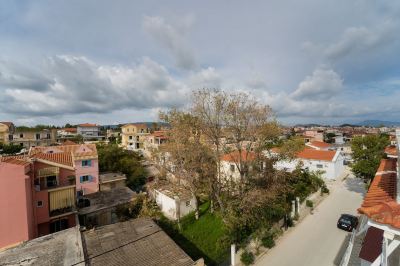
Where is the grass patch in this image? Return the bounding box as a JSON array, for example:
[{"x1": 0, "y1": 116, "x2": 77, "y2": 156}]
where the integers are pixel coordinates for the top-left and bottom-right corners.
[{"x1": 157, "y1": 201, "x2": 229, "y2": 265}]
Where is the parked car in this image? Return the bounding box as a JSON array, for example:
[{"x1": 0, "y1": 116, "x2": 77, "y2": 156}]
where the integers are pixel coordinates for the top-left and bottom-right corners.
[{"x1": 337, "y1": 214, "x2": 358, "y2": 232}]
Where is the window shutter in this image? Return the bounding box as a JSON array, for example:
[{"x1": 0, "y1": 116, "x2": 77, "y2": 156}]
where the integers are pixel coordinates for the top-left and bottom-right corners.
[
  {"x1": 88, "y1": 160, "x2": 92, "y2": 167},
  {"x1": 89, "y1": 175, "x2": 93, "y2": 182},
  {"x1": 80, "y1": 176, "x2": 83, "y2": 183}
]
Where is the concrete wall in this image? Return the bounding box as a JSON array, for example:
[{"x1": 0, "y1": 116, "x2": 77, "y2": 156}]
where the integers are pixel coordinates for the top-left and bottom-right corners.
[
  {"x1": 0, "y1": 162, "x2": 34, "y2": 248},
  {"x1": 154, "y1": 190, "x2": 196, "y2": 220}
]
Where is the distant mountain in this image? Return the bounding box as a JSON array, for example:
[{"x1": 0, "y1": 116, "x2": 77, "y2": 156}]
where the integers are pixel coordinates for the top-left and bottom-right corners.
[{"x1": 356, "y1": 120, "x2": 400, "y2": 127}]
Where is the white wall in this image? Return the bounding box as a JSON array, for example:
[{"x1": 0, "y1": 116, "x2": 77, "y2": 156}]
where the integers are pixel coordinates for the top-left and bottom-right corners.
[
  {"x1": 274, "y1": 152, "x2": 345, "y2": 180},
  {"x1": 154, "y1": 189, "x2": 196, "y2": 220}
]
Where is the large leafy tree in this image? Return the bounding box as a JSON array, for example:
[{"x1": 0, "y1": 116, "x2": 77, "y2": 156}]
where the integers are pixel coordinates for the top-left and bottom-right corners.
[
  {"x1": 351, "y1": 134, "x2": 389, "y2": 182},
  {"x1": 96, "y1": 144, "x2": 147, "y2": 191}
]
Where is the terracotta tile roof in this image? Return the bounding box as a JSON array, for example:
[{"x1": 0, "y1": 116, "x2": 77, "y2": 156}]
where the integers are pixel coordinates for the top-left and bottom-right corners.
[
  {"x1": 32, "y1": 152, "x2": 74, "y2": 167},
  {"x1": 296, "y1": 149, "x2": 337, "y2": 161},
  {"x1": 30, "y1": 144, "x2": 97, "y2": 158},
  {"x1": 221, "y1": 151, "x2": 256, "y2": 162},
  {"x1": 358, "y1": 227, "x2": 383, "y2": 263},
  {"x1": 385, "y1": 145, "x2": 398, "y2": 157},
  {"x1": 62, "y1": 128, "x2": 77, "y2": 133},
  {"x1": 377, "y1": 158, "x2": 397, "y2": 173},
  {"x1": 62, "y1": 140, "x2": 77, "y2": 145},
  {"x1": 306, "y1": 141, "x2": 331, "y2": 149},
  {"x1": 78, "y1": 123, "x2": 97, "y2": 127},
  {"x1": 151, "y1": 130, "x2": 168, "y2": 139},
  {"x1": 0, "y1": 156, "x2": 30, "y2": 166}
]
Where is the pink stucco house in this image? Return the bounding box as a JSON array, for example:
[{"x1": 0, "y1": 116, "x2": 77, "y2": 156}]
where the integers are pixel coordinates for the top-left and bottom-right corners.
[{"x1": 0, "y1": 143, "x2": 99, "y2": 249}]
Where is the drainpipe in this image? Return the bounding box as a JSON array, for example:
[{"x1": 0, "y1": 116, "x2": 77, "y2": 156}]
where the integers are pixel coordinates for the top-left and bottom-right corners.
[{"x1": 231, "y1": 244, "x2": 236, "y2": 266}]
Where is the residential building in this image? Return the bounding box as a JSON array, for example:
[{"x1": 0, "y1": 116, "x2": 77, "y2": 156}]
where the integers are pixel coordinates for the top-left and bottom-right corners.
[
  {"x1": 143, "y1": 130, "x2": 168, "y2": 157},
  {"x1": 57, "y1": 127, "x2": 78, "y2": 138},
  {"x1": 78, "y1": 186, "x2": 136, "y2": 228},
  {"x1": 273, "y1": 147, "x2": 345, "y2": 180},
  {"x1": 11, "y1": 128, "x2": 57, "y2": 148},
  {"x1": 148, "y1": 180, "x2": 196, "y2": 220},
  {"x1": 77, "y1": 123, "x2": 102, "y2": 140},
  {"x1": 121, "y1": 123, "x2": 151, "y2": 150},
  {"x1": 219, "y1": 151, "x2": 256, "y2": 183},
  {"x1": 0, "y1": 122, "x2": 15, "y2": 144},
  {"x1": 303, "y1": 129, "x2": 324, "y2": 142},
  {"x1": 341, "y1": 129, "x2": 400, "y2": 265},
  {"x1": 0, "y1": 143, "x2": 100, "y2": 249}
]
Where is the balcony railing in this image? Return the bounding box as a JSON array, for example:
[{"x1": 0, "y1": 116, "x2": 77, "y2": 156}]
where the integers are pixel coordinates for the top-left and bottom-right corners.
[{"x1": 37, "y1": 167, "x2": 59, "y2": 178}]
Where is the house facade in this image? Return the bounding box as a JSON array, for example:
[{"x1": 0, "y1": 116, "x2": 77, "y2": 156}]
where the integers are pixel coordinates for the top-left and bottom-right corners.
[
  {"x1": 0, "y1": 122, "x2": 15, "y2": 145},
  {"x1": 273, "y1": 148, "x2": 345, "y2": 180},
  {"x1": 341, "y1": 129, "x2": 400, "y2": 266},
  {"x1": 0, "y1": 143, "x2": 100, "y2": 249},
  {"x1": 121, "y1": 123, "x2": 151, "y2": 151},
  {"x1": 10, "y1": 128, "x2": 57, "y2": 149},
  {"x1": 77, "y1": 123, "x2": 102, "y2": 139}
]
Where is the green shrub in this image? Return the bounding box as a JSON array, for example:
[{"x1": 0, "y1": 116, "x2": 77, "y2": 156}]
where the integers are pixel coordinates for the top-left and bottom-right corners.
[
  {"x1": 261, "y1": 231, "x2": 275, "y2": 249},
  {"x1": 241, "y1": 250, "x2": 255, "y2": 266},
  {"x1": 321, "y1": 185, "x2": 330, "y2": 194},
  {"x1": 306, "y1": 200, "x2": 313, "y2": 208}
]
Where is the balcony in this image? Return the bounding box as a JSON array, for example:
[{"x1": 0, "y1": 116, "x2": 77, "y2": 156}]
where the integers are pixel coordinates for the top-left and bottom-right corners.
[
  {"x1": 37, "y1": 167, "x2": 59, "y2": 178},
  {"x1": 49, "y1": 186, "x2": 76, "y2": 217}
]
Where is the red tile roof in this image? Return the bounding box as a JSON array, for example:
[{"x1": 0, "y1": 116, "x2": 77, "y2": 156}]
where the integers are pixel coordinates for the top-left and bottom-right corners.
[
  {"x1": 0, "y1": 156, "x2": 30, "y2": 166},
  {"x1": 32, "y1": 152, "x2": 74, "y2": 167},
  {"x1": 221, "y1": 151, "x2": 256, "y2": 162},
  {"x1": 307, "y1": 141, "x2": 331, "y2": 149},
  {"x1": 358, "y1": 227, "x2": 383, "y2": 263},
  {"x1": 296, "y1": 149, "x2": 337, "y2": 161},
  {"x1": 377, "y1": 158, "x2": 397, "y2": 173},
  {"x1": 78, "y1": 123, "x2": 97, "y2": 127},
  {"x1": 385, "y1": 145, "x2": 398, "y2": 157},
  {"x1": 62, "y1": 128, "x2": 77, "y2": 133},
  {"x1": 63, "y1": 140, "x2": 77, "y2": 145}
]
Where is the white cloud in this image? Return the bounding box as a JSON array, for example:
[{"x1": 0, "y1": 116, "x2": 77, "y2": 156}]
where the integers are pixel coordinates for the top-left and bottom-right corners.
[
  {"x1": 291, "y1": 68, "x2": 343, "y2": 100},
  {"x1": 142, "y1": 15, "x2": 196, "y2": 70}
]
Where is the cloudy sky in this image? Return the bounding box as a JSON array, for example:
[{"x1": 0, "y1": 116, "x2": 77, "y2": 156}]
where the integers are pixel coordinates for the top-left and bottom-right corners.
[{"x1": 1, "y1": 0, "x2": 400, "y2": 126}]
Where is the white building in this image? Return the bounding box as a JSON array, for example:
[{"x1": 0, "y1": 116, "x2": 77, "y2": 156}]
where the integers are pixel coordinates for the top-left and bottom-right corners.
[
  {"x1": 273, "y1": 148, "x2": 345, "y2": 180},
  {"x1": 149, "y1": 181, "x2": 196, "y2": 220},
  {"x1": 77, "y1": 123, "x2": 102, "y2": 139}
]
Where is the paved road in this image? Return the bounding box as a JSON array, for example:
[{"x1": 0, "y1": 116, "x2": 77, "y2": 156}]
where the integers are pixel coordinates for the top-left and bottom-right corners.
[{"x1": 255, "y1": 174, "x2": 365, "y2": 266}]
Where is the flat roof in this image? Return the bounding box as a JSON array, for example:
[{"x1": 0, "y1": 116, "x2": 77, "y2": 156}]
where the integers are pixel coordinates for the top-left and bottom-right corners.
[
  {"x1": 0, "y1": 227, "x2": 84, "y2": 266},
  {"x1": 79, "y1": 187, "x2": 136, "y2": 215},
  {"x1": 99, "y1": 172, "x2": 127, "y2": 183},
  {"x1": 83, "y1": 218, "x2": 194, "y2": 266}
]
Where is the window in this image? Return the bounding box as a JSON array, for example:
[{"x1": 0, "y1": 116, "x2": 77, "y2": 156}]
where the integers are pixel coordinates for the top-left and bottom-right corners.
[
  {"x1": 80, "y1": 175, "x2": 92, "y2": 183},
  {"x1": 129, "y1": 136, "x2": 132, "y2": 140},
  {"x1": 20, "y1": 133, "x2": 23, "y2": 138},
  {"x1": 82, "y1": 160, "x2": 92, "y2": 167},
  {"x1": 230, "y1": 164, "x2": 235, "y2": 172},
  {"x1": 46, "y1": 176, "x2": 57, "y2": 188},
  {"x1": 50, "y1": 219, "x2": 68, "y2": 233},
  {"x1": 186, "y1": 201, "x2": 191, "y2": 207},
  {"x1": 316, "y1": 164, "x2": 323, "y2": 169},
  {"x1": 37, "y1": 201, "x2": 43, "y2": 207},
  {"x1": 47, "y1": 133, "x2": 51, "y2": 139},
  {"x1": 36, "y1": 133, "x2": 40, "y2": 140}
]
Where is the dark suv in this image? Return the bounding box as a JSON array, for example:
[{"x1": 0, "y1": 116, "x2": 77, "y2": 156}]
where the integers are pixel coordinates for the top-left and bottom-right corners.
[{"x1": 337, "y1": 214, "x2": 358, "y2": 232}]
